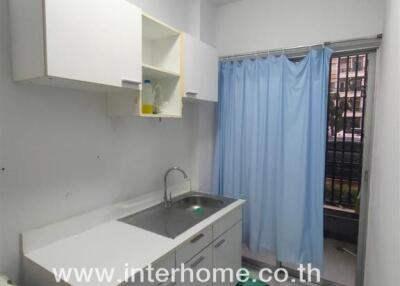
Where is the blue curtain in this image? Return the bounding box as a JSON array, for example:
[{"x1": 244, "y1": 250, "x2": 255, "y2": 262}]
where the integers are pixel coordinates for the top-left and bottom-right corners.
[{"x1": 213, "y1": 49, "x2": 332, "y2": 268}]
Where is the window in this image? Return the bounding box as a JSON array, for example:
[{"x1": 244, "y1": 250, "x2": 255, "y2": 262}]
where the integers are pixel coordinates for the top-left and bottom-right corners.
[
  {"x1": 339, "y1": 58, "x2": 348, "y2": 73},
  {"x1": 330, "y1": 80, "x2": 338, "y2": 92},
  {"x1": 325, "y1": 54, "x2": 368, "y2": 209},
  {"x1": 339, "y1": 80, "x2": 346, "y2": 92}
]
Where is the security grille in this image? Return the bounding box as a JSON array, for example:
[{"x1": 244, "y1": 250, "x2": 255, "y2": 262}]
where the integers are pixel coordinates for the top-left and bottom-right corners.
[{"x1": 324, "y1": 53, "x2": 368, "y2": 209}]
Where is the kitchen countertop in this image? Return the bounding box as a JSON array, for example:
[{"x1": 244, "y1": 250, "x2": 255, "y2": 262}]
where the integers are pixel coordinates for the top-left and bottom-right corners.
[{"x1": 24, "y1": 190, "x2": 245, "y2": 286}]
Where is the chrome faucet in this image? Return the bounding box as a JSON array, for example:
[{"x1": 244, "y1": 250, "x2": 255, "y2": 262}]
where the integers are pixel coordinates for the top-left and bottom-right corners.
[{"x1": 164, "y1": 167, "x2": 188, "y2": 208}]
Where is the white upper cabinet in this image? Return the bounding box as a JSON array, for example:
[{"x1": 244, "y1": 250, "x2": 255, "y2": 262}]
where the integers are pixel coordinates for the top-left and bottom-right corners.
[
  {"x1": 199, "y1": 41, "x2": 219, "y2": 102},
  {"x1": 10, "y1": 0, "x2": 142, "y2": 90},
  {"x1": 183, "y1": 34, "x2": 219, "y2": 102},
  {"x1": 183, "y1": 33, "x2": 201, "y2": 98},
  {"x1": 10, "y1": 0, "x2": 217, "y2": 112}
]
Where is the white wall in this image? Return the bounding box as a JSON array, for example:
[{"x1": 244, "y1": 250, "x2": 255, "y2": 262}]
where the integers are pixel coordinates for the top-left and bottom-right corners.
[
  {"x1": 128, "y1": 0, "x2": 198, "y2": 37},
  {"x1": 364, "y1": 0, "x2": 400, "y2": 285},
  {"x1": 0, "y1": 0, "x2": 216, "y2": 283},
  {"x1": 129, "y1": 0, "x2": 218, "y2": 46},
  {"x1": 200, "y1": 0, "x2": 218, "y2": 47},
  {"x1": 216, "y1": 0, "x2": 386, "y2": 56}
]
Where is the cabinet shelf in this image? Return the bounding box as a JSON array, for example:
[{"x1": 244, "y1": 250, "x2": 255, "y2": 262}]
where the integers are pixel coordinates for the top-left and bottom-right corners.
[
  {"x1": 139, "y1": 14, "x2": 183, "y2": 118},
  {"x1": 143, "y1": 64, "x2": 180, "y2": 80},
  {"x1": 142, "y1": 14, "x2": 180, "y2": 40},
  {"x1": 107, "y1": 13, "x2": 183, "y2": 118},
  {"x1": 139, "y1": 113, "x2": 181, "y2": 118}
]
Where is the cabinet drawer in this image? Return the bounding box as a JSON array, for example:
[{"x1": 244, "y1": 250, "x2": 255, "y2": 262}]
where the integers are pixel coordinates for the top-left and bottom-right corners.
[
  {"x1": 176, "y1": 226, "x2": 212, "y2": 265},
  {"x1": 128, "y1": 253, "x2": 175, "y2": 286},
  {"x1": 213, "y1": 206, "x2": 242, "y2": 239},
  {"x1": 177, "y1": 245, "x2": 213, "y2": 286}
]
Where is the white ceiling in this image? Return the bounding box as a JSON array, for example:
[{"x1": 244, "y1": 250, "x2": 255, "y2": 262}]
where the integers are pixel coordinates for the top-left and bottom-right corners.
[{"x1": 211, "y1": 0, "x2": 242, "y2": 7}]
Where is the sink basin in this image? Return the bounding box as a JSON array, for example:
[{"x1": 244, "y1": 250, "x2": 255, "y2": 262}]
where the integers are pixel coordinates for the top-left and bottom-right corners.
[
  {"x1": 119, "y1": 192, "x2": 235, "y2": 239},
  {"x1": 173, "y1": 195, "x2": 224, "y2": 212}
]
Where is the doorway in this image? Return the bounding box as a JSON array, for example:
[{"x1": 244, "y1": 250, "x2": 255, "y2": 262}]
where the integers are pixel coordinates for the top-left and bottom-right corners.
[
  {"x1": 242, "y1": 50, "x2": 377, "y2": 286},
  {"x1": 322, "y1": 51, "x2": 376, "y2": 286}
]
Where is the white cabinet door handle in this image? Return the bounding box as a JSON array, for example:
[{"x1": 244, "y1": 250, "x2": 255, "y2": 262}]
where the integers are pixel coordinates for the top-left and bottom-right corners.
[
  {"x1": 215, "y1": 239, "x2": 226, "y2": 248},
  {"x1": 190, "y1": 256, "x2": 205, "y2": 269},
  {"x1": 121, "y1": 79, "x2": 141, "y2": 87},
  {"x1": 186, "y1": 92, "x2": 198, "y2": 97},
  {"x1": 190, "y1": 233, "x2": 204, "y2": 244}
]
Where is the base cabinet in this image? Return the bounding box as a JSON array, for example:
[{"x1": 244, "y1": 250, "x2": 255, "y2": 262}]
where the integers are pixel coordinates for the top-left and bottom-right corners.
[
  {"x1": 158, "y1": 280, "x2": 177, "y2": 286},
  {"x1": 176, "y1": 245, "x2": 213, "y2": 286},
  {"x1": 171, "y1": 209, "x2": 242, "y2": 286},
  {"x1": 175, "y1": 222, "x2": 242, "y2": 286},
  {"x1": 213, "y1": 223, "x2": 242, "y2": 286},
  {"x1": 23, "y1": 205, "x2": 243, "y2": 286}
]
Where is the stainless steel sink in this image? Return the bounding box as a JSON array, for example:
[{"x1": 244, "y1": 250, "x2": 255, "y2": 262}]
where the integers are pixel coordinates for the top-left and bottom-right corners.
[
  {"x1": 173, "y1": 195, "x2": 224, "y2": 212},
  {"x1": 118, "y1": 192, "x2": 235, "y2": 239}
]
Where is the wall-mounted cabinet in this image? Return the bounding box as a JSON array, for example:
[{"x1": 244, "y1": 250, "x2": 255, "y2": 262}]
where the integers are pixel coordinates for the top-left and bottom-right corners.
[
  {"x1": 183, "y1": 33, "x2": 219, "y2": 103},
  {"x1": 10, "y1": 0, "x2": 215, "y2": 117},
  {"x1": 108, "y1": 15, "x2": 183, "y2": 118},
  {"x1": 199, "y1": 42, "x2": 219, "y2": 102},
  {"x1": 10, "y1": 0, "x2": 142, "y2": 91},
  {"x1": 183, "y1": 34, "x2": 201, "y2": 98}
]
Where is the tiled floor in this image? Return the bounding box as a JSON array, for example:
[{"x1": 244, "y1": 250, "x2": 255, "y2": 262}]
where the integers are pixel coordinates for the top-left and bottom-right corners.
[
  {"x1": 323, "y1": 239, "x2": 357, "y2": 286},
  {"x1": 243, "y1": 238, "x2": 357, "y2": 286},
  {"x1": 247, "y1": 268, "x2": 318, "y2": 286}
]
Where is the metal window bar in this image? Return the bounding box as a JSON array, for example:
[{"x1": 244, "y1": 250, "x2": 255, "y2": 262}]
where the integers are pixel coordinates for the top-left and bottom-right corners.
[
  {"x1": 332, "y1": 57, "x2": 342, "y2": 203},
  {"x1": 348, "y1": 55, "x2": 360, "y2": 205},
  {"x1": 324, "y1": 53, "x2": 368, "y2": 209},
  {"x1": 339, "y1": 56, "x2": 351, "y2": 203}
]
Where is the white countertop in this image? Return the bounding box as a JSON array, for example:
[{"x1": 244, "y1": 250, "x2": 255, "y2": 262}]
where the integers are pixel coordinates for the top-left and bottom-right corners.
[{"x1": 25, "y1": 190, "x2": 245, "y2": 286}]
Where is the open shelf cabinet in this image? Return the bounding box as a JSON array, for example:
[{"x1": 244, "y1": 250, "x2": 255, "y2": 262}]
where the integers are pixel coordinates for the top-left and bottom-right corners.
[{"x1": 108, "y1": 14, "x2": 183, "y2": 118}]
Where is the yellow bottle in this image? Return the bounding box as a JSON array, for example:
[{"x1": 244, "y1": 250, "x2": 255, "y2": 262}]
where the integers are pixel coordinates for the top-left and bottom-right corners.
[
  {"x1": 142, "y1": 104, "x2": 153, "y2": 114},
  {"x1": 142, "y1": 80, "x2": 154, "y2": 114}
]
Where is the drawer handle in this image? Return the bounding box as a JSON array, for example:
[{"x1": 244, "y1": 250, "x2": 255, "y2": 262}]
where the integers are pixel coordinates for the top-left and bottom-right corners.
[
  {"x1": 190, "y1": 233, "x2": 205, "y2": 244},
  {"x1": 121, "y1": 79, "x2": 141, "y2": 86},
  {"x1": 190, "y1": 256, "x2": 205, "y2": 269},
  {"x1": 215, "y1": 239, "x2": 226, "y2": 248},
  {"x1": 186, "y1": 92, "x2": 198, "y2": 97}
]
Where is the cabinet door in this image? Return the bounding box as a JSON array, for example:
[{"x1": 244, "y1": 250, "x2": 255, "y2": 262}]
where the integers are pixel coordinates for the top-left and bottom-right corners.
[
  {"x1": 176, "y1": 226, "x2": 213, "y2": 265},
  {"x1": 199, "y1": 42, "x2": 219, "y2": 102},
  {"x1": 183, "y1": 33, "x2": 201, "y2": 98},
  {"x1": 120, "y1": 253, "x2": 175, "y2": 286},
  {"x1": 159, "y1": 280, "x2": 176, "y2": 286},
  {"x1": 213, "y1": 223, "x2": 242, "y2": 286},
  {"x1": 45, "y1": 0, "x2": 142, "y2": 88},
  {"x1": 176, "y1": 245, "x2": 213, "y2": 286}
]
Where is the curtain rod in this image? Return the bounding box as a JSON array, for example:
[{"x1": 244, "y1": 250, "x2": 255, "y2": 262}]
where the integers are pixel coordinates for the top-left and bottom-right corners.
[{"x1": 220, "y1": 34, "x2": 383, "y2": 61}]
